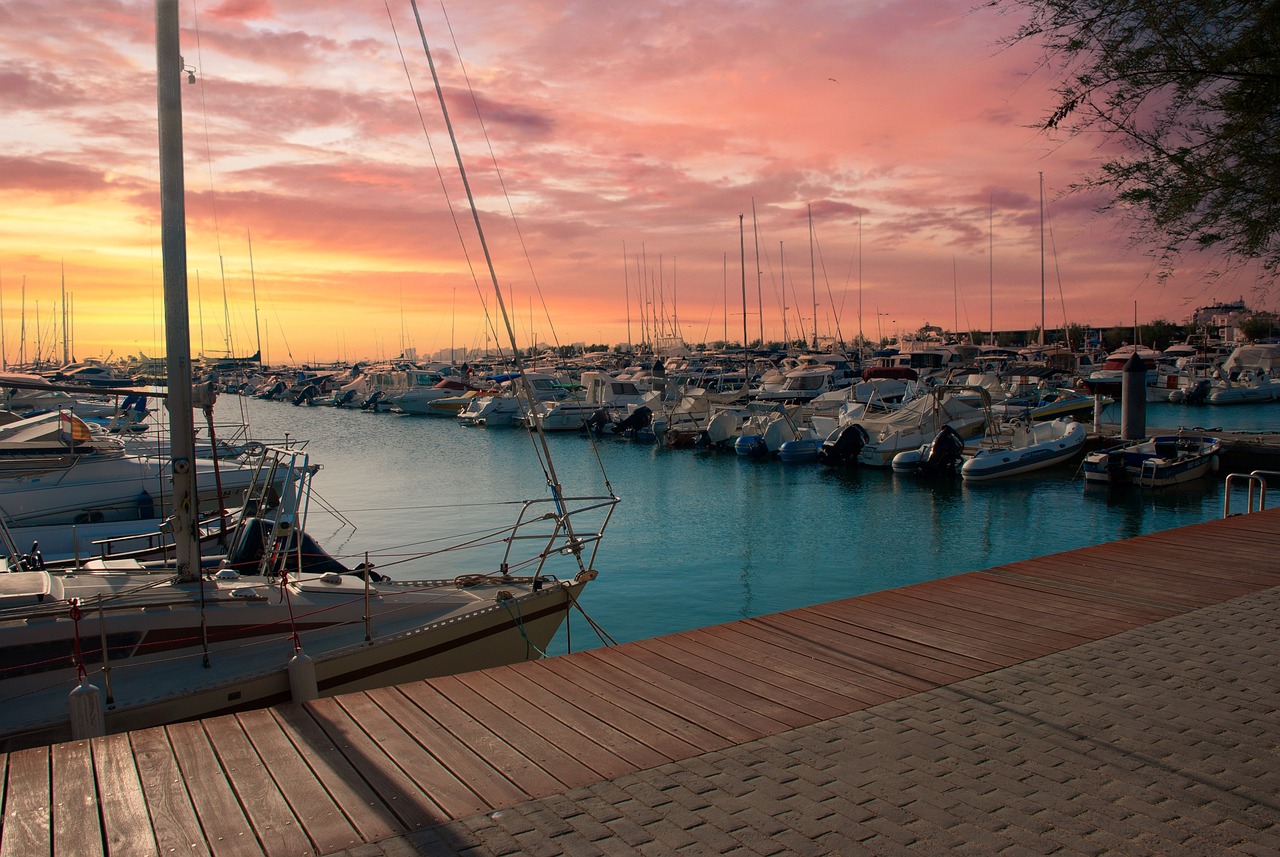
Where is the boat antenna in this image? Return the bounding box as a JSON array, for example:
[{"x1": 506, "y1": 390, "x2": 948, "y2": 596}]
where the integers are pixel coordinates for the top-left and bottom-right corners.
[{"x1": 406, "y1": 1, "x2": 603, "y2": 538}]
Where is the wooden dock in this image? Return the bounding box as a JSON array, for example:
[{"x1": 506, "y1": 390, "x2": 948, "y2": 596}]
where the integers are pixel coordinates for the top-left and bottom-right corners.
[{"x1": 2, "y1": 508, "x2": 1278, "y2": 856}]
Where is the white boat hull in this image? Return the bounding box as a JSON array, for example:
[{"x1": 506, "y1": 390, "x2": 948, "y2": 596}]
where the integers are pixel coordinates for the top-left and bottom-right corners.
[
  {"x1": 0, "y1": 571, "x2": 590, "y2": 749},
  {"x1": 961, "y1": 419, "x2": 1086, "y2": 482}
]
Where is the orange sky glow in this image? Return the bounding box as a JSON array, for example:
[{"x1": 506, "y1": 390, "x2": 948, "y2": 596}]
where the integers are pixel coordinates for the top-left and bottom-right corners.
[{"x1": 0, "y1": 0, "x2": 1269, "y2": 365}]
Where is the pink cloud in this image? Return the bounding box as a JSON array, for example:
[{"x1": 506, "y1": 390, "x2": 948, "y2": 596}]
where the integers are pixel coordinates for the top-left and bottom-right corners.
[{"x1": 0, "y1": 0, "x2": 1262, "y2": 362}]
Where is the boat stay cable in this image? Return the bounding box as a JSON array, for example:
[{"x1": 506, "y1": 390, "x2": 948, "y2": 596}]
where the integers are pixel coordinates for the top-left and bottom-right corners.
[{"x1": 405, "y1": 0, "x2": 620, "y2": 562}]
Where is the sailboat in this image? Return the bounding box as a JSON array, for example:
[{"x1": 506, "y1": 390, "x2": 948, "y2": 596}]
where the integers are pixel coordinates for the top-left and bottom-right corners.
[{"x1": 0, "y1": 1, "x2": 614, "y2": 750}]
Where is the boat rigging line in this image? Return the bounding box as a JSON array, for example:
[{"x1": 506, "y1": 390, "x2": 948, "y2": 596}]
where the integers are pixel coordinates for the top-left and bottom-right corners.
[
  {"x1": 382, "y1": 1, "x2": 506, "y2": 362},
  {"x1": 406, "y1": 0, "x2": 616, "y2": 552}
]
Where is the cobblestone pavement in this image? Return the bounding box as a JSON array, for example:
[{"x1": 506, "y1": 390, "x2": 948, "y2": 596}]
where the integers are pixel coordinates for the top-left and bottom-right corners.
[{"x1": 328, "y1": 587, "x2": 1280, "y2": 856}]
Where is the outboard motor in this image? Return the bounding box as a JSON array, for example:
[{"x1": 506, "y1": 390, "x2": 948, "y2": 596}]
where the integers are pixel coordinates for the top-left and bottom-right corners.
[
  {"x1": 585, "y1": 407, "x2": 613, "y2": 436},
  {"x1": 920, "y1": 424, "x2": 965, "y2": 474},
  {"x1": 258, "y1": 380, "x2": 286, "y2": 400},
  {"x1": 818, "y1": 424, "x2": 870, "y2": 467},
  {"x1": 1105, "y1": 450, "x2": 1129, "y2": 483},
  {"x1": 334, "y1": 389, "x2": 357, "y2": 408},
  {"x1": 292, "y1": 384, "x2": 320, "y2": 405},
  {"x1": 360, "y1": 390, "x2": 385, "y2": 411},
  {"x1": 611, "y1": 405, "x2": 653, "y2": 437},
  {"x1": 1183, "y1": 378, "x2": 1211, "y2": 405}
]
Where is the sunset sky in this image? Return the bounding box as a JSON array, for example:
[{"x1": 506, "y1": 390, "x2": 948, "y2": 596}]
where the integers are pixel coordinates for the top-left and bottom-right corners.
[{"x1": 0, "y1": 0, "x2": 1268, "y2": 365}]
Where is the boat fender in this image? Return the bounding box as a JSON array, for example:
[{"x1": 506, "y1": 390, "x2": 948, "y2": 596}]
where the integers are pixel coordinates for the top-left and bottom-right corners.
[
  {"x1": 1211, "y1": 455, "x2": 1220, "y2": 473},
  {"x1": 288, "y1": 650, "x2": 318, "y2": 702},
  {"x1": 68, "y1": 678, "x2": 105, "y2": 740}
]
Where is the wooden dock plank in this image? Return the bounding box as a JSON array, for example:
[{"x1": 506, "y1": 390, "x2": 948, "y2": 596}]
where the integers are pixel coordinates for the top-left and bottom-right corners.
[
  {"x1": 757, "y1": 612, "x2": 972, "y2": 686},
  {"x1": 424, "y1": 674, "x2": 605, "y2": 790},
  {"x1": 392, "y1": 682, "x2": 566, "y2": 800},
  {"x1": 536, "y1": 654, "x2": 731, "y2": 753},
  {"x1": 626, "y1": 637, "x2": 819, "y2": 729},
  {"x1": 298, "y1": 696, "x2": 445, "y2": 831},
  {"x1": 164, "y1": 720, "x2": 261, "y2": 857},
  {"x1": 232, "y1": 709, "x2": 361, "y2": 856},
  {"x1": 129, "y1": 728, "x2": 210, "y2": 857},
  {"x1": 590, "y1": 644, "x2": 795, "y2": 735},
  {"x1": 267, "y1": 706, "x2": 403, "y2": 845},
  {"x1": 50, "y1": 740, "x2": 102, "y2": 857},
  {"x1": 92, "y1": 733, "x2": 159, "y2": 857},
  {"x1": 199, "y1": 716, "x2": 313, "y2": 857},
  {"x1": 0, "y1": 747, "x2": 50, "y2": 857},
  {"x1": 364, "y1": 685, "x2": 529, "y2": 811},
  {"x1": 473, "y1": 670, "x2": 670, "y2": 777},
  {"x1": 896, "y1": 578, "x2": 1125, "y2": 640},
  {"x1": 1003, "y1": 557, "x2": 1267, "y2": 605},
  {"x1": 846, "y1": 591, "x2": 1071, "y2": 660},
  {"x1": 716, "y1": 618, "x2": 914, "y2": 706},
  {"x1": 655, "y1": 631, "x2": 855, "y2": 719},
  {"x1": 936, "y1": 564, "x2": 1180, "y2": 623},
  {"x1": 696, "y1": 620, "x2": 922, "y2": 708},
  {"x1": 575, "y1": 649, "x2": 765, "y2": 746},
  {"x1": 331, "y1": 691, "x2": 491, "y2": 819},
  {"x1": 872, "y1": 587, "x2": 1105, "y2": 650},
  {"x1": 743, "y1": 613, "x2": 938, "y2": 698},
  {"x1": 804, "y1": 602, "x2": 1007, "y2": 672},
  {"x1": 499, "y1": 662, "x2": 702, "y2": 763}
]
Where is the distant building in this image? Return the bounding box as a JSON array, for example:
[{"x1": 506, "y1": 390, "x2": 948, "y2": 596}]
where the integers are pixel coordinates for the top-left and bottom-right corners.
[{"x1": 1188, "y1": 299, "x2": 1248, "y2": 334}]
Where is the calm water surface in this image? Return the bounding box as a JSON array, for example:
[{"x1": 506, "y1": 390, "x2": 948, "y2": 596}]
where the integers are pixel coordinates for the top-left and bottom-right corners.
[{"x1": 229, "y1": 395, "x2": 1277, "y2": 656}]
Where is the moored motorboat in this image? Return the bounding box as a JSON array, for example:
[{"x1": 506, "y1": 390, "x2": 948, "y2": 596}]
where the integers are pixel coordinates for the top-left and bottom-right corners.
[
  {"x1": 890, "y1": 424, "x2": 967, "y2": 475},
  {"x1": 961, "y1": 417, "x2": 1086, "y2": 482},
  {"x1": 1081, "y1": 434, "x2": 1222, "y2": 487},
  {"x1": 1206, "y1": 370, "x2": 1280, "y2": 405}
]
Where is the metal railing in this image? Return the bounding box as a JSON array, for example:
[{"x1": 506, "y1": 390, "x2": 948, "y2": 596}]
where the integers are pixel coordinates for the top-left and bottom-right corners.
[{"x1": 1223, "y1": 470, "x2": 1280, "y2": 517}]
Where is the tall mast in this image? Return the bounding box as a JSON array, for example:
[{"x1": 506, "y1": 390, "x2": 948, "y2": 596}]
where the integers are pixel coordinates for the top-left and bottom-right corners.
[
  {"x1": 157, "y1": 0, "x2": 200, "y2": 581},
  {"x1": 989, "y1": 196, "x2": 994, "y2": 346},
  {"x1": 740, "y1": 214, "x2": 748, "y2": 377},
  {"x1": 622, "y1": 242, "x2": 631, "y2": 351},
  {"x1": 858, "y1": 214, "x2": 863, "y2": 347},
  {"x1": 61, "y1": 260, "x2": 69, "y2": 365},
  {"x1": 247, "y1": 230, "x2": 262, "y2": 361},
  {"x1": 752, "y1": 199, "x2": 762, "y2": 347},
  {"x1": 1038, "y1": 172, "x2": 1045, "y2": 347},
  {"x1": 722, "y1": 252, "x2": 728, "y2": 345},
  {"x1": 952, "y1": 256, "x2": 959, "y2": 340},
  {"x1": 808, "y1": 204, "x2": 817, "y2": 349},
  {"x1": 780, "y1": 241, "x2": 788, "y2": 346}
]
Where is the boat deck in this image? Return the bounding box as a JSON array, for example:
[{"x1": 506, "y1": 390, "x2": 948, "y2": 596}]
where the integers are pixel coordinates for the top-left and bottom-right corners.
[{"x1": 2, "y1": 508, "x2": 1279, "y2": 855}]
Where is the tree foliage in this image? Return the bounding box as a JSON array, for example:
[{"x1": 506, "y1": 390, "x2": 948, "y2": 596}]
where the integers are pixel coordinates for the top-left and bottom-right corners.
[
  {"x1": 1237, "y1": 312, "x2": 1277, "y2": 342},
  {"x1": 992, "y1": 1, "x2": 1280, "y2": 281}
]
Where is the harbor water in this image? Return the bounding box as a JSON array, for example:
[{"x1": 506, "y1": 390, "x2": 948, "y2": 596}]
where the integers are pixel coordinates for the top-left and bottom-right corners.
[{"x1": 231, "y1": 395, "x2": 1277, "y2": 657}]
